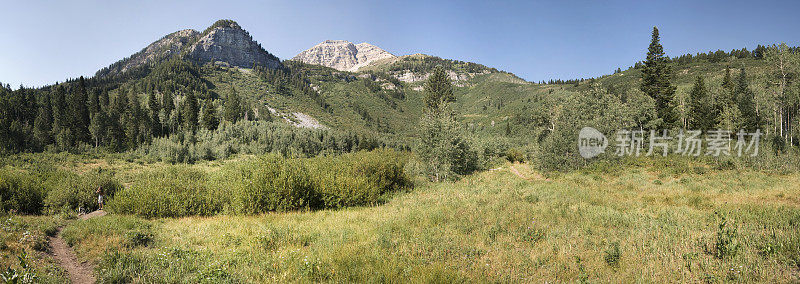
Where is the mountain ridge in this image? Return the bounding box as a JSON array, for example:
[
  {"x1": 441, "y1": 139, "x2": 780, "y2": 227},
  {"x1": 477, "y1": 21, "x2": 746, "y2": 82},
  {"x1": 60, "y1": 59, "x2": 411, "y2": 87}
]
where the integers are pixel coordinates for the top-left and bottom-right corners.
[
  {"x1": 95, "y1": 20, "x2": 281, "y2": 78},
  {"x1": 292, "y1": 40, "x2": 395, "y2": 72}
]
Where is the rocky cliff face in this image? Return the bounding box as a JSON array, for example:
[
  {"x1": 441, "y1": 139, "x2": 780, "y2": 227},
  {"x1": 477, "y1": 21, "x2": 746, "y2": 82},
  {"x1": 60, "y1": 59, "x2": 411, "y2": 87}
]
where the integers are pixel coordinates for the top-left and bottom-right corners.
[
  {"x1": 186, "y1": 20, "x2": 282, "y2": 69},
  {"x1": 292, "y1": 40, "x2": 395, "y2": 72},
  {"x1": 96, "y1": 29, "x2": 199, "y2": 77},
  {"x1": 97, "y1": 20, "x2": 282, "y2": 77}
]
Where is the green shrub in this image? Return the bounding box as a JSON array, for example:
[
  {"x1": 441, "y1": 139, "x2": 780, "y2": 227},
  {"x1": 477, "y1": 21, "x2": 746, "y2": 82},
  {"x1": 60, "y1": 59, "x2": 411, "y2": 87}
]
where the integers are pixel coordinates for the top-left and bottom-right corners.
[
  {"x1": 307, "y1": 149, "x2": 409, "y2": 208},
  {"x1": 604, "y1": 242, "x2": 622, "y2": 268},
  {"x1": 109, "y1": 166, "x2": 219, "y2": 218},
  {"x1": 112, "y1": 149, "x2": 410, "y2": 218},
  {"x1": 217, "y1": 149, "x2": 410, "y2": 214},
  {"x1": 42, "y1": 169, "x2": 123, "y2": 214},
  {"x1": 505, "y1": 148, "x2": 525, "y2": 163},
  {"x1": 708, "y1": 216, "x2": 740, "y2": 259},
  {"x1": 0, "y1": 168, "x2": 45, "y2": 214},
  {"x1": 218, "y1": 154, "x2": 318, "y2": 214}
]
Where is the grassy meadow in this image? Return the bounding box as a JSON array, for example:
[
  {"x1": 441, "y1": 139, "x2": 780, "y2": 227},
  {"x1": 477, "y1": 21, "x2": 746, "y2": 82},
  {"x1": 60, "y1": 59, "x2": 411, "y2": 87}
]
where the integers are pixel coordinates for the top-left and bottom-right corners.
[{"x1": 45, "y1": 160, "x2": 800, "y2": 283}]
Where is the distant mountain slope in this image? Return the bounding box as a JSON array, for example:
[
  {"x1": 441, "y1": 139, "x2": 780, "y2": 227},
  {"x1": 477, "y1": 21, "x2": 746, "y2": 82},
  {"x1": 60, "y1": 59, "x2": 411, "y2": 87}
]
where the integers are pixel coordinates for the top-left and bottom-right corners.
[
  {"x1": 95, "y1": 29, "x2": 199, "y2": 77},
  {"x1": 292, "y1": 40, "x2": 395, "y2": 72},
  {"x1": 96, "y1": 20, "x2": 281, "y2": 79}
]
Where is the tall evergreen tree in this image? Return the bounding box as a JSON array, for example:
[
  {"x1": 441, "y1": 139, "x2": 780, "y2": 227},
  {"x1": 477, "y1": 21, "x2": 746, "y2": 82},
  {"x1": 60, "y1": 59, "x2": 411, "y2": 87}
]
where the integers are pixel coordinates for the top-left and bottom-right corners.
[
  {"x1": 147, "y1": 92, "x2": 162, "y2": 137},
  {"x1": 51, "y1": 85, "x2": 71, "y2": 149},
  {"x1": 99, "y1": 90, "x2": 110, "y2": 108},
  {"x1": 418, "y1": 65, "x2": 475, "y2": 181},
  {"x1": 640, "y1": 27, "x2": 677, "y2": 127},
  {"x1": 71, "y1": 77, "x2": 91, "y2": 143},
  {"x1": 224, "y1": 87, "x2": 243, "y2": 122},
  {"x1": 735, "y1": 69, "x2": 760, "y2": 132},
  {"x1": 88, "y1": 88, "x2": 100, "y2": 114},
  {"x1": 201, "y1": 99, "x2": 219, "y2": 130},
  {"x1": 183, "y1": 92, "x2": 199, "y2": 132},
  {"x1": 423, "y1": 66, "x2": 456, "y2": 112},
  {"x1": 717, "y1": 66, "x2": 739, "y2": 130},
  {"x1": 162, "y1": 92, "x2": 174, "y2": 114},
  {"x1": 33, "y1": 91, "x2": 53, "y2": 148},
  {"x1": 124, "y1": 90, "x2": 141, "y2": 148},
  {"x1": 689, "y1": 76, "x2": 716, "y2": 131}
]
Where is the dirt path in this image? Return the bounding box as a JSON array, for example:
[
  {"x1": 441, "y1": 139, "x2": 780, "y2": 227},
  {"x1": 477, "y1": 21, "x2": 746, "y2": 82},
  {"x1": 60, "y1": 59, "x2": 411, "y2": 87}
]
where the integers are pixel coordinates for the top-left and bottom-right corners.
[
  {"x1": 49, "y1": 210, "x2": 106, "y2": 284},
  {"x1": 509, "y1": 165, "x2": 529, "y2": 180},
  {"x1": 80, "y1": 210, "x2": 107, "y2": 220},
  {"x1": 509, "y1": 164, "x2": 550, "y2": 181}
]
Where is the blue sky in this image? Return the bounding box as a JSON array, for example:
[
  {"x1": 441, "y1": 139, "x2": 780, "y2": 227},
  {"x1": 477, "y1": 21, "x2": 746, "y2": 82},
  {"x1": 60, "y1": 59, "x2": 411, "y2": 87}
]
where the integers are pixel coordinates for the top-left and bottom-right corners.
[{"x1": 2, "y1": 0, "x2": 799, "y2": 88}]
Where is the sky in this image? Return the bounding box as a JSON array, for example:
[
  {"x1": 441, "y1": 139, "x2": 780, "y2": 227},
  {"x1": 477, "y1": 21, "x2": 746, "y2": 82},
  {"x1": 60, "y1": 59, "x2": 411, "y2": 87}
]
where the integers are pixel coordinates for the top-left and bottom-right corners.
[{"x1": 2, "y1": 0, "x2": 800, "y2": 88}]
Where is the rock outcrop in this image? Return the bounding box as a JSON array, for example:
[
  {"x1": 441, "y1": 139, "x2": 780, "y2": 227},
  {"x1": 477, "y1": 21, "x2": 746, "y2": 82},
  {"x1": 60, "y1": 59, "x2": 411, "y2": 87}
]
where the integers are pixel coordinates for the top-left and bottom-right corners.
[
  {"x1": 96, "y1": 29, "x2": 199, "y2": 77},
  {"x1": 186, "y1": 20, "x2": 282, "y2": 69},
  {"x1": 97, "y1": 20, "x2": 282, "y2": 77},
  {"x1": 292, "y1": 40, "x2": 395, "y2": 72}
]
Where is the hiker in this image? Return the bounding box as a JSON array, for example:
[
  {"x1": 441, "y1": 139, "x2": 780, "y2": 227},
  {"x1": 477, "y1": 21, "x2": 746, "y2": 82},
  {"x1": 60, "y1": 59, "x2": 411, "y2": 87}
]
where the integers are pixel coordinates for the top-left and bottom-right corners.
[{"x1": 96, "y1": 185, "x2": 104, "y2": 210}]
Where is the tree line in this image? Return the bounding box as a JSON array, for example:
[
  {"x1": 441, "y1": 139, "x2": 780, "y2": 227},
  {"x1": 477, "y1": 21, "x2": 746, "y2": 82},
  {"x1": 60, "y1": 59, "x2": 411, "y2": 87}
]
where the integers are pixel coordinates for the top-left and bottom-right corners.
[
  {"x1": 641, "y1": 27, "x2": 799, "y2": 148},
  {"x1": 0, "y1": 59, "x2": 266, "y2": 153}
]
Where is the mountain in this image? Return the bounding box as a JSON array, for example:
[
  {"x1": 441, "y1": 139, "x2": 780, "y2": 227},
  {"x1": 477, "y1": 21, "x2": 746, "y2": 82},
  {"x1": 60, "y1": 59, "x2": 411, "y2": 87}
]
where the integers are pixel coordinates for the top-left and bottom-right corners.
[
  {"x1": 95, "y1": 29, "x2": 199, "y2": 77},
  {"x1": 292, "y1": 40, "x2": 395, "y2": 72},
  {"x1": 96, "y1": 20, "x2": 281, "y2": 78},
  {"x1": 186, "y1": 20, "x2": 282, "y2": 69}
]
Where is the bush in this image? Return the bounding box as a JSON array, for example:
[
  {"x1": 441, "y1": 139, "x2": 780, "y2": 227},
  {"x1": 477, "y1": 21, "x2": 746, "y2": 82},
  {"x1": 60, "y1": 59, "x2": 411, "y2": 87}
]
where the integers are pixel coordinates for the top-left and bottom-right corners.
[
  {"x1": 112, "y1": 149, "x2": 411, "y2": 217},
  {"x1": 505, "y1": 148, "x2": 525, "y2": 163},
  {"x1": 604, "y1": 242, "x2": 622, "y2": 268},
  {"x1": 307, "y1": 149, "x2": 409, "y2": 208},
  {"x1": 43, "y1": 169, "x2": 123, "y2": 214},
  {"x1": 109, "y1": 166, "x2": 219, "y2": 218},
  {"x1": 216, "y1": 154, "x2": 318, "y2": 214},
  {"x1": 0, "y1": 168, "x2": 45, "y2": 214}
]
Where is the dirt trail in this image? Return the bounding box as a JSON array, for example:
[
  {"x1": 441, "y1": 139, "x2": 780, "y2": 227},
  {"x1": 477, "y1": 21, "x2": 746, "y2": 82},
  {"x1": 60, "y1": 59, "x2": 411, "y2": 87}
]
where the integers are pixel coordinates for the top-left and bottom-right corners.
[
  {"x1": 49, "y1": 210, "x2": 105, "y2": 284},
  {"x1": 509, "y1": 165, "x2": 528, "y2": 180},
  {"x1": 509, "y1": 164, "x2": 550, "y2": 181}
]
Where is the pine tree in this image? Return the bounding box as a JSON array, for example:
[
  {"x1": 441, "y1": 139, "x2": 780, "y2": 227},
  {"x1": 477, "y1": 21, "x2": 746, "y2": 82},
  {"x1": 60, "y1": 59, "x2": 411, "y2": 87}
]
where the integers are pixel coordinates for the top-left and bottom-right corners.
[
  {"x1": 183, "y1": 92, "x2": 199, "y2": 132},
  {"x1": 689, "y1": 76, "x2": 716, "y2": 131},
  {"x1": 51, "y1": 85, "x2": 71, "y2": 149},
  {"x1": 148, "y1": 92, "x2": 161, "y2": 137},
  {"x1": 719, "y1": 66, "x2": 735, "y2": 108},
  {"x1": 424, "y1": 66, "x2": 455, "y2": 113},
  {"x1": 99, "y1": 90, "x2": 109, "y2": 108},
  {"x1": 224, "y1": 87, "x2": 242, "y2": 122},
  {"x1": 418, "y1": 65, "x2": 475, "y2": 181},
  {"x1": 717, "y1": 66, "x2": 739, "y2": 130},
  {"x1": 71, "y1": 77, "x2": 91, "y2": 143},
  {"x1": 124, "y1": 91, "x2": 140, "y2": 149},
  {"x1": 201, "y1": 99, "x2": 219, "y2": 130},
  {"x1": 735, "y1": 68, "x2": 760, "y2": 132},
  {"x1": 33, "y1": 91, "x2": 53, "y2": 148},
  {"x1": 162, "y1": 92, "x2": 174, "y2": 114},
  {"x1": 88, "y1": 88, "x2": 100, "y2": 114},
  {"x1": 640, "y1": 27, "x2": 677, "y2": 127}
]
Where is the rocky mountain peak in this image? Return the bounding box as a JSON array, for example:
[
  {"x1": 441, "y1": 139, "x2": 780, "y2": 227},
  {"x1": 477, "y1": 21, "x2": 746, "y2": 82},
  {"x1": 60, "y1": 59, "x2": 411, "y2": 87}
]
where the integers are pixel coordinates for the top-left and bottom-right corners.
[
  {"x1": 95, "y1": 29, "x2": 200, "y2": 77},
  {"x1": 292, "y1": 40, "x2": 395, "y2": 72},
  {"x1": 186, "y1": 20, "x2": 282, "y2": 69}
]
